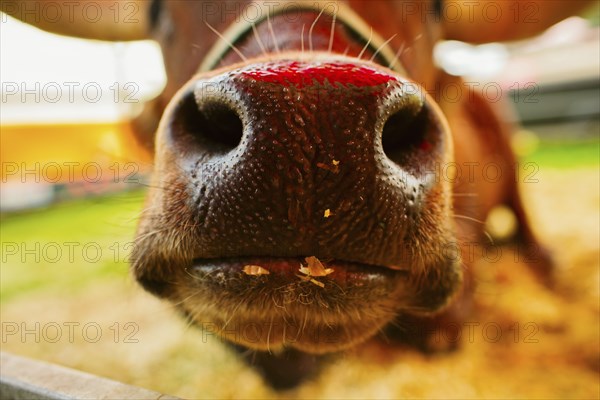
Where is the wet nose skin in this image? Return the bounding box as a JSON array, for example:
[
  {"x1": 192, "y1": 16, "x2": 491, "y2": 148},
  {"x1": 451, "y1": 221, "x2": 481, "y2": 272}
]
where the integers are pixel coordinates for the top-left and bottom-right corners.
[{"x1": 164, "y1": 58, "x2": 451, "y2": 268}]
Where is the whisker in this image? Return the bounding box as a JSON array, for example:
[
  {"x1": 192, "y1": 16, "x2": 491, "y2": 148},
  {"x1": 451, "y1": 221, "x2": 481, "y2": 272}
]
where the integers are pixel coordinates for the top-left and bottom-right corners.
[
  {"x1": 266, "y1": 314, "x2": 275, "y2": 354},
  {"x1": 309, "y1": 6, "x2": 326, "y2": 52},
  {"x1": 483, "y1": 230, "x2": 495, "y2": 246},
  {"x1": 453, "y1": 214, "x2": 484, "y2": 225},
  {"x1": 300, "y1": 308, "x2": 309, "y2": 336},
  {"x1": 134, "y1": 228, "x2": 168, "y2": 243},
  {"x1": 399, "y1": 33, "x2": 423, "y2": 58},
  {"x1": 183, "y1": 267, "x2": 200, "y2": 280},
  {"x1": 388, "y1": 41, "x2": 406, "y2": 69},
  {"x1": 205, "y1": 22, "x2": 248, "y2": 62},
  {"x1": 453, "y1": 213, "x2": 495, "y2": 244},
  {"x1": 240, "y1": 347, "x2": 255, "y2": 359},
  {"x1": 222, "y1": 296, "x2": 249, "y2": 331},
  {"x1": 370, "y1": 33, "x2": 397, "y2": 62},
  {"x1": 301, "y1": 24, "x2": 306, "y2": 54},
  {"x1": 357, "y1": 27, "x2": 373, "y2": 60},
  {"x1": 328, "y1": 8, "x2": 338, "y2": 53},
  {"x1": 174, "y1": 223, "x2": 190, "y2": 250},
  {"x1": 266, "y1": 13, "x2": 280, "y2": 53},
  {"x1": 183, "y1": 308, "x2": 200, "y2": 331},
  {"x1": 251, "y1": 22, "x2": 268, "y2": 57},
  {"x1": 171, "y1": 288, "x2": 202, "y2": 308}
]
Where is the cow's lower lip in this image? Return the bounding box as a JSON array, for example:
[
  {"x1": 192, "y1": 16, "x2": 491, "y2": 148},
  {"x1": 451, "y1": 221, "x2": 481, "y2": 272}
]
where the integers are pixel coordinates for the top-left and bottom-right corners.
[
  {"x1": 190, "y1": 257, "x2": 409, "y2": 286},
  {"x1": 181, "y1": 256, "x2": 414, "y2": 352}
]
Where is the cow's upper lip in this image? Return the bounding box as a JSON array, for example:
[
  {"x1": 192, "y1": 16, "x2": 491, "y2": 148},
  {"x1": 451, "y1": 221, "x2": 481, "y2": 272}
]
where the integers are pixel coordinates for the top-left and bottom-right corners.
[{"x1": 189, "y1": 256, "x2": 410, "y2": 287}]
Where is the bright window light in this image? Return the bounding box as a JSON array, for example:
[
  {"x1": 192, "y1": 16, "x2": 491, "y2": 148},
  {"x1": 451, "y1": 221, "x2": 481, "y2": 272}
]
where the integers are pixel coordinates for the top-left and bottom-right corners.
[{"x1": 0, "y1": 15, "x2": 166, "y2": 124}]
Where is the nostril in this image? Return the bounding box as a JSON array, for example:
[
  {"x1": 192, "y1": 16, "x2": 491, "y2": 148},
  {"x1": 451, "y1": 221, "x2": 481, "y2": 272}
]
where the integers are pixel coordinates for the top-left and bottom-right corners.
[
  {"x1": 381, "y1": 104, "x2": 438, "y2": 173},
  {"x1": 199, "y1": 101, "x2": 244, "y2": 148},
  {"x1": 382, "y1": 106, "x2": 427, "y2": 155},
  {"x1": 175, "y1": 91, "x2": 244, "y2": 152}
]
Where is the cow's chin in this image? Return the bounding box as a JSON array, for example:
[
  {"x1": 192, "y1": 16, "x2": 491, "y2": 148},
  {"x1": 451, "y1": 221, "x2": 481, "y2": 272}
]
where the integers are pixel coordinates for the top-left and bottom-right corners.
[{"x1": 149, "y1": 252, "x2": 462, "y2": 354}]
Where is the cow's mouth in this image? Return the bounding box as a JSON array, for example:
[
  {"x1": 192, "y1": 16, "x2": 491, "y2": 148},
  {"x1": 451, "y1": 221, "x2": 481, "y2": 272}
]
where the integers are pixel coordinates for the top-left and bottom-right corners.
[
  {"x1": 157, "y1": 255, "x2": 459, "y2": 353},
  {"x1": 189, "y1": 256, "x2": 408, "y2": 296},
  {"x1": 191, "y1": 256, "x2": 407, "y2": 278}
]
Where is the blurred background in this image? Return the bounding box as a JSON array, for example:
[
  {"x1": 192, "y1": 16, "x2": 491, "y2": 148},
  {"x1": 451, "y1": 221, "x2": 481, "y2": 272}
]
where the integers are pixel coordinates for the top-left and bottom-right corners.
[{"x1": 1, "y1": 5, "x2": 599, "y2": 399}]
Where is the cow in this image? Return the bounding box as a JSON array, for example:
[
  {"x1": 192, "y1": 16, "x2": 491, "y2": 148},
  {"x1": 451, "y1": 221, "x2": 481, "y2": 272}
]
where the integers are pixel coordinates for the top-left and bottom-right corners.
[{"x1": 3, "y1": 0, "x2": 591, "y2": 389}]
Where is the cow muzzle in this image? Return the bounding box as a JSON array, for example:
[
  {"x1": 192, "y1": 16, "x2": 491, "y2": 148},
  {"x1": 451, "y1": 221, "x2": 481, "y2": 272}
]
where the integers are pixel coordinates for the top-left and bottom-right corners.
[{"x1": 132, "y1": 53, "x2": 462, "y2": 353}]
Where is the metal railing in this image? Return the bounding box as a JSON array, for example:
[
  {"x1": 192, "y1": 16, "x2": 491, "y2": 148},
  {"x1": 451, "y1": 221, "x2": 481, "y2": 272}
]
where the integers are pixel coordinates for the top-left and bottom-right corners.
[{"x1": 0, "y1": 352, "x2": 180, "y2": 400}]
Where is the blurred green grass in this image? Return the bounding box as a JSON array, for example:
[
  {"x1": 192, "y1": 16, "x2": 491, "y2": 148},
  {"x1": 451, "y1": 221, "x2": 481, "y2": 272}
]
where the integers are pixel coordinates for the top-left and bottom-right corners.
[
  {"x1": 523, "y1": 139, "x2": 600, "y2": 168},
  {"x1": 0, "y1": 190, "x2": 145, "y2": 302}
]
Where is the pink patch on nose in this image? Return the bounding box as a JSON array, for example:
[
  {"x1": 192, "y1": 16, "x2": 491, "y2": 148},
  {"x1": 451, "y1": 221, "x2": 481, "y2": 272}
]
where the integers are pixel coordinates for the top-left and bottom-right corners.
[{"x1": 241, "y1": 61, "x2": 396, "y2": 88}]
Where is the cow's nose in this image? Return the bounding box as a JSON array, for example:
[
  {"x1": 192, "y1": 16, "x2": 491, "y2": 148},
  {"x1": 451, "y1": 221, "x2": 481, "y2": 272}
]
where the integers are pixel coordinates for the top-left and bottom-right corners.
[{"x1": 162, "y1": 59, "x2": 450, "y2": 268}]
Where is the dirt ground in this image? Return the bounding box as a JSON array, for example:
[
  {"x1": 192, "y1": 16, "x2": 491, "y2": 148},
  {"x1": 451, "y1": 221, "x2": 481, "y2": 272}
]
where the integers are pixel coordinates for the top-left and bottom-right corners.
[{"x1": 1, "y1": 167, "x2": 598, "y2": 399}]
